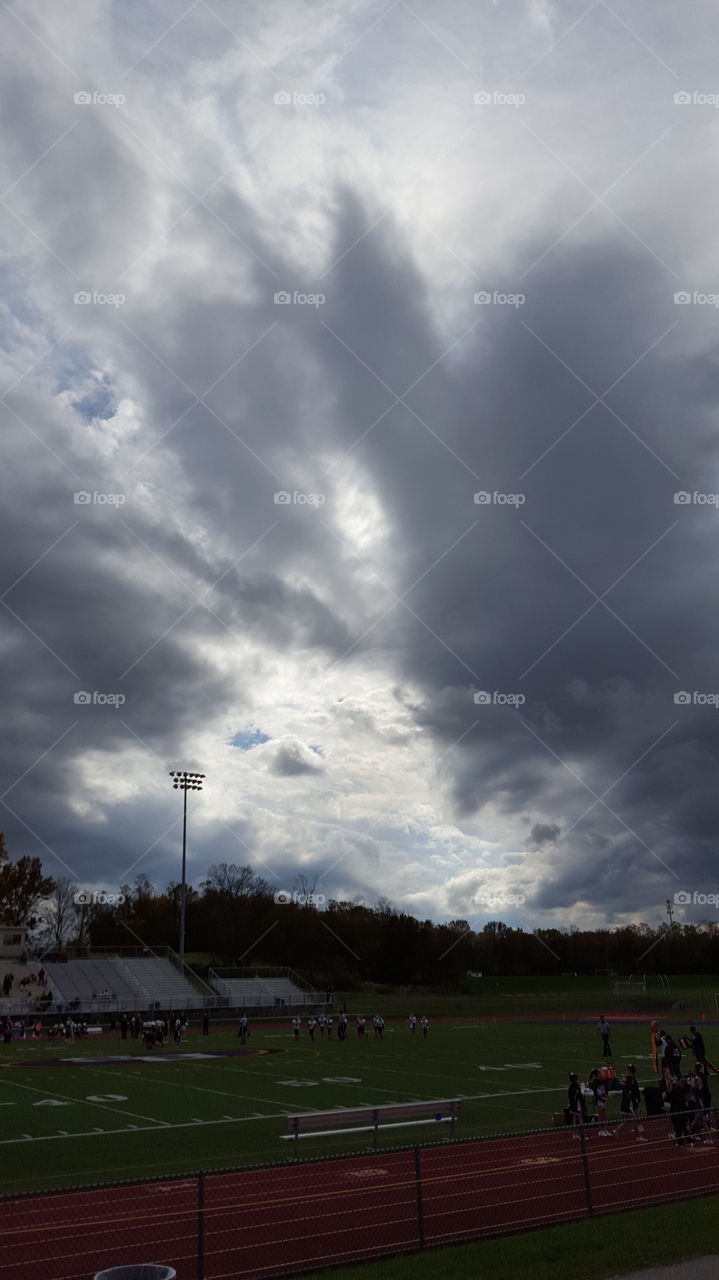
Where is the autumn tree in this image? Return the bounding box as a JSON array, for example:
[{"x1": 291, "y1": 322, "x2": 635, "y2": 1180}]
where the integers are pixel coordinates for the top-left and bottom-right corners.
[{"x1": 0, "y1": 841, "x2": 56, "y2": 926}]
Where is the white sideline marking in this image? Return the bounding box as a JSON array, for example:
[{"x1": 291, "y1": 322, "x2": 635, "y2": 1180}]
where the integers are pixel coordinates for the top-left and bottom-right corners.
[{"x1": 0, "y1": 1085, "x2": 568, "y2": 1147}]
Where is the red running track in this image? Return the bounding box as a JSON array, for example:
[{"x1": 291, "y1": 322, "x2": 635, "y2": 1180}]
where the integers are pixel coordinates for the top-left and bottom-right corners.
[{"x1": 3, "y1": 1119, "x2": 719, "y2": 1280}]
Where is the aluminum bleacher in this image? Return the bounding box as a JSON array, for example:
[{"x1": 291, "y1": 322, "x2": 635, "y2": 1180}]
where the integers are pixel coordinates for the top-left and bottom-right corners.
[
  {"x1": 122, "y1": 957, "x2": 206, "y2": 1008},
  {"x1": 38, "y1": 952, "x2": 218, "y2": 1014},
  {"x1": 44, "y1": 957, "x2": 139, "y2": 1009},
  {"x1": 209, "y1": 969, "x2": 320, "y2": 1008}
]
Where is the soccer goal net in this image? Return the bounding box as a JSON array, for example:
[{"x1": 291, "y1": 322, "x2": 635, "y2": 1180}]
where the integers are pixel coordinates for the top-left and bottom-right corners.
[{"x1": 613, "y1": 975, "x2": 646, "y2": 995}]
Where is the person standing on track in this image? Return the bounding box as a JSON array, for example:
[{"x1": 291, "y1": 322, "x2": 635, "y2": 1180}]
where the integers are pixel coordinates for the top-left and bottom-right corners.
[
  {"x1": 409, "y1": 1014, "x2": 417, "y2": 1035},
  {"x1": 202, "y1": 1010, "x2": 210, "y2": 1036},
  {"x1": 292, "y1": 1016, "x2": 301, "y2": 1040},
  {"x1": 689, "y1": 1026, "x2": 707, "y2": 1068},
  {"x1": 238, "y1": 1013, "x2": 248, "y2": 1044},
  {"x1": 319, "y1": 1015, "x2": 326, "y2": 1039},
  {"x1": 597, "y1": 1016, "x2": 612, "y2": 1058},
  {"x1": 695, "y1": 1063, "x2": 714, "y2": 1138},
  {"x1": 618, "y1": 1067, "x2": 645, "y2": 1141},
  {"x1": 587, "y1": 1068, "x2": 611, "y2": 1136},
  {"x1": 567, "y1": 1073, "x2": 587, "y2": 1137},
  {"x1": 663, "y1": 1033, "x2": 681, "y2": 1079},
  {"x1": 421, "y1": 1016, "x2": 429, "y2": 1039}
]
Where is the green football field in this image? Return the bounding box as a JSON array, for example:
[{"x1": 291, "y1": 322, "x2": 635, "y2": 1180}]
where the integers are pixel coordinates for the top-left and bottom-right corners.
[{"x1": 2, "y1": 1013, "x2": 706, "y2": 1197}]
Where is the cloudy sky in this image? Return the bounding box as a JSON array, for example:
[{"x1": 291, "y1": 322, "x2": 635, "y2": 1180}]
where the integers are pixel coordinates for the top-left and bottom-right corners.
[{"x1": 2, "y1": 0, "x2": 718, "y2": 943}]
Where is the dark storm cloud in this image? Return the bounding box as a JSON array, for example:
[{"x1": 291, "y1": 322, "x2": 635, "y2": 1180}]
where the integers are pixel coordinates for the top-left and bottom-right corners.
[{"x1": 529, "y1": 823, "x2": 561, "y2": 847}]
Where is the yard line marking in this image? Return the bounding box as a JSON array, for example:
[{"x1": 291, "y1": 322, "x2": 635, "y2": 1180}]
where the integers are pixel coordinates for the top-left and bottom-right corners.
[
  {"x1": 0, "y1": 1077, "x2": 170, "y2": 1126},
  {"x1": 0, "y1": 1086, "x2": 574, "y2": 1147},
  {"x1": 62, "y1": 1061, "x2": 304, "y2": 1112}
]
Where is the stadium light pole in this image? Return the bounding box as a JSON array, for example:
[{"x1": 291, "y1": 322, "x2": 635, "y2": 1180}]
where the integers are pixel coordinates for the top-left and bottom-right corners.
[{"x1": 169, "y1": 771, "x2": 205, "y2": 967}]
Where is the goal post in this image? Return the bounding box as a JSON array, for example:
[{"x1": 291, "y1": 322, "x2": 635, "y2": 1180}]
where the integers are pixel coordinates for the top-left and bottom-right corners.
[{"x1": 613, "y1": 975, "x2": 647, "y2": 995}]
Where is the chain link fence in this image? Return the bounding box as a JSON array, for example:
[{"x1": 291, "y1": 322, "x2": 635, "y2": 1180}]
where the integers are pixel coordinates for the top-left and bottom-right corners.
[{"x1": 2, "y1": 1113, "x2": 719, "y2": 1280}]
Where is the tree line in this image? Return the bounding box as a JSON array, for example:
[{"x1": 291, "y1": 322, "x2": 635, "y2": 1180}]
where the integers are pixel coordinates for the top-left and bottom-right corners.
[{"x1": 1, "y1": 840, "x2": 717, "y2": 984}]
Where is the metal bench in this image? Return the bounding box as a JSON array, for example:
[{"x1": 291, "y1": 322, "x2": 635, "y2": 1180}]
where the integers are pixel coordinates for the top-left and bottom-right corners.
[{"x1": 282, "y1": 1098, "x2": 461, "y2": 1158}]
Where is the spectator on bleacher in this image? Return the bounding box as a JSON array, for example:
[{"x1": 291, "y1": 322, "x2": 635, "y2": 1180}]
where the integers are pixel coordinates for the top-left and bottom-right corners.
[
  {"x1": 37, "y1": 966, "x2": 46, "y2": 986},
  {"x1": 2, "y1": 973, "x2": 13, "y2": 997},
  {"x1": 2, "y1": 1019, "x2": 11, "y2": 1044}
]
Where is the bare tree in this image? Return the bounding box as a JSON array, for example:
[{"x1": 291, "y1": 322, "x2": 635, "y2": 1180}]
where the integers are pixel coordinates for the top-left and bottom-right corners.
[
  {"x1": 293, "y1": 872, "x2": 319, "y2": 906},
  {"x1": 204, "y1": 862, "x2": 267, "y2": 897},
  {"x1": 36, "y1": 877, "x2": 79, "y2": 952}
]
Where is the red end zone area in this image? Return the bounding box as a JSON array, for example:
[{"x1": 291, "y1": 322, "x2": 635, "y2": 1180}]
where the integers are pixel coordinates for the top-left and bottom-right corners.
[{"x1": 3, "y1": 1121, "x2": 719, "y2": 1280}]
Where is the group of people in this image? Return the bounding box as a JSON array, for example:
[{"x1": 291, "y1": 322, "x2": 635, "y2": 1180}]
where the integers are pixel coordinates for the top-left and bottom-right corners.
[
  {"x1": 1, "y1": 1017, "x2": 26, "y2": 1043},
  {"x1": 567, "y1": 1018, "x2": 714, "y2": 1146},
  {"x1": 117, "y1": 1012, "x2": 188, "y2": 1045},
  {"x1": 288, "y1": 1013, "x2": 429, "y2": 1040},
  {"x1": 1, "y1": 967, "x2": 53, "y2": 1011},
  {"x1": 46, "y1": 1018, "x2": 90, "y2": 1041}
]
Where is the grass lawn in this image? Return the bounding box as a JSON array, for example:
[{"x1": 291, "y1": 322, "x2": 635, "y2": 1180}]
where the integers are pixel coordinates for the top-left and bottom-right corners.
[{"x1": 1, "y1": 1008, "x2": 717, "y2": 1196}]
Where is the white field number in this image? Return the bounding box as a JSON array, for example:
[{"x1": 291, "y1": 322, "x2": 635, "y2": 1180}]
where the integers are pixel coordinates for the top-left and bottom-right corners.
[{"x1": 277, "y1": 1077, "x2": 362, "y2": 1087}]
